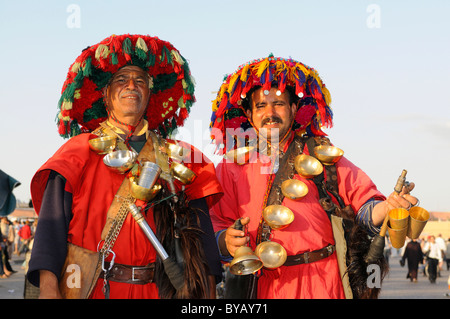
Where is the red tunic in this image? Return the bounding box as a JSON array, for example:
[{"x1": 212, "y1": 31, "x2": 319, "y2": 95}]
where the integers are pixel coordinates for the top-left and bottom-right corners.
[
  {"x1": 210, "y1": 139, "x2": 385, "y2": 299},
  {"x1": 31, "y1": 133, "x2": 223, "y2": 299}
]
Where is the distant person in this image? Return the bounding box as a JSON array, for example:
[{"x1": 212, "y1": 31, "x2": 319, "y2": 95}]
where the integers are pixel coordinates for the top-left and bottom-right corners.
[
  {"x1": 401, "y1": 239, "x2": 423, "y2": 282},
  {"x1": 423, "y1": 235, "x2": 443, "y2": 283}
]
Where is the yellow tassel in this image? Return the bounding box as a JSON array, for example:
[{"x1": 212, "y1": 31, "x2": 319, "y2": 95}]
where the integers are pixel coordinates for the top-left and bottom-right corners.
[
  {"x1": 240, "y1": 64, "x2": 250, "y2": 82},
  {"x1": 136, "y1": 37, "x2": 148, "y2": 52},
  {"x1": 171, "y1": 50, "x2": 184, "y2": 65},
  {"x1": 62, "y1": 100, "x2": 73, "y2": 111},
  {"x1": 322, "y1": 86, "x2": 332, "y2": 105},
  {"x1": 227, "y1": 74, "x2": 240, "y2": 94},
  {"x1": 255, "y1": 58, "x2": 269, "y2": 78},
  {"x1": 95, "y1": 44, "x2": 109, "y2": 61},
  {"x1": 71, "y1": 62, "x2": 81, "y2": 74}
]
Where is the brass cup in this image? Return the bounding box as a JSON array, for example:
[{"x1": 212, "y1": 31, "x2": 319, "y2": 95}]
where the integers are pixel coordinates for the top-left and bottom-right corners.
[
  {"x1": 387, "y1": 222, "x2": 408, "y2": 249},
  {"x1": 224, "y1": 147, "x2": 254, "y2": 165},
  {"x1": 129, "y1": 177, "x2": 162, "y2": 202},
  {"x1": 89, "y1": 135, "x2": 117, "y2": 154},
  {"x1": 170, "y1": 162, "x2": 196, "y2": 184},
  {"x1": 254, "y1": 241, "x2": 287, "y2": 269},
  {"x1": 229, "y1": 246, "x2": 263, "y2": 275},
  {"x1": 165, "y1": 141, "x2": 190, "y2": 162},
  {"x1": 263, "y1": 205, "x2": 294, "y2": 230},
  {"x1": 313, "y1": 145, "x2": 344, "y2": 165},
  {"x1": 407, "y1": 206, "x2": 430, "y2": 239},
  {"x1": 388, "y1": 208, "x2": 410, "y2": 230},
  {"x1": 103, "y1": 150, "x2": 137, "y2": 174},
  {"x1": 281, "y1": 179, "x2": 308, "y2": 201},
  {"x1": 294, "y1": 154, "x2": 323, "y2": 178}
]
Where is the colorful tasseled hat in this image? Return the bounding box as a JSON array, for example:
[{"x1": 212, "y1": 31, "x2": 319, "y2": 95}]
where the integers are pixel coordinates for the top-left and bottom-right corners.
[
  {"x1": 57, "y1": 34, "x2": 195, "y2": 138},
  {"x1": 210, "y1": 54, "x2": 333, "y2": 153}
]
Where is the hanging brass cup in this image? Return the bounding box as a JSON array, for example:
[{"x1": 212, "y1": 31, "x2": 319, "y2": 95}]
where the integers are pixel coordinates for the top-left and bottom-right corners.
[
  {"x1": 387, "y1": 221, "x2": 408, "y2": 249},
  {"x1": 225, "y1": 147, "x2": 254, "y2": 165},
  {"x1": 165, "y1": 141, "x2": 190, "y2": 162},
  {"x1": 294, "y1": 154, "x2": 323, "y2": 178},
  {"x1": 281, "y1": 179, "x2": 308, "y2": 201},
  {"x1": 254, "y1": 241, "x2": 287, "y2": 269},
  {"x1": 313, "y1": 145, "x2": 344, "y2": 165},
  {"x1": 407, "y1": 206, "x2": 430, "y2": 239},
  {"x1": 229, "y1": 246, "x2": 263, "y2": 275},
  {"x1": 129, "y1": 177, "x2": 162, "y2": 201},
  {"x1": 88, "y1": 135, "x2": 117, "y2": 154},
  {"x1": 262, "y1": 205, "x2": 294, "y2": 230},
  {"x1": 103, "y1": 150, "x2": 138, "y2": 174},
  {"x1": 170, "y1": 161, "x2": 196, "y2": 184},
  {"x1": 388, "y1": 208, "x2": 410, "y2": 230}
]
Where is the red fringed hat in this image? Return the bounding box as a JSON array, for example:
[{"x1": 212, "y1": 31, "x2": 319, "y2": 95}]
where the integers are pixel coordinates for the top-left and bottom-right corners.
[
  {"x1": 57, "y1": 34, "x2": 195, "y2": 138},
  {"x1": 210, "y1": 54, "x2": 333, "y2": 153}
]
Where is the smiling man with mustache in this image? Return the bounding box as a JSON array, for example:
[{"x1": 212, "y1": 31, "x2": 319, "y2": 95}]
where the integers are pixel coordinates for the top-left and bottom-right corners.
[
  {"x1": 209, "y1": 55, "x2": 419, "y2": 299},
  {"x1": 245, "y1": 86, "x2": 297, "y2": 148},
  {"x1": 103, "y1": 65, "x2": 150, "y2": 135}
]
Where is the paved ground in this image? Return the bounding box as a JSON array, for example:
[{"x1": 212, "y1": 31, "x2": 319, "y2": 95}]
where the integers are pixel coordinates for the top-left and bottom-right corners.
[
  {"x1": 1, "y1": 253, "x2": 448, "y2": 299},
  {"x1": 379, "y1": 254, "x2": 449, "y2": 299}
]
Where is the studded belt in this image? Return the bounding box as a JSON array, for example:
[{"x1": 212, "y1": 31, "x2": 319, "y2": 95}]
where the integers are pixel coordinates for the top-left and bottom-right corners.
[
  {"x1": 101, "y1": 262, "x2": 155, "y2": 285},
  {"x1": 284, "y1": 244, "x2": 335, "y2": 266}
]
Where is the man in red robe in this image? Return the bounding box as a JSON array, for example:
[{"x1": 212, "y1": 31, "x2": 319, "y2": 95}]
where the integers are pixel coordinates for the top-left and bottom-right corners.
[
  {"x1": 27, "y1": 34, "x2": 223, "y2": 299},
  {"x1": 209, "y1": 55, "x2": 419, "y2": 298}
]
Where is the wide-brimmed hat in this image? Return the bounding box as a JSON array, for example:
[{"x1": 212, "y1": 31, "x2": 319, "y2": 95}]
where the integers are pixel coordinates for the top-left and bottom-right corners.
[
  {"x1": 57, "y1": 34, "x2": 195, "y2": 138},
  {"x1": 210, "y1": 54, "x2": 333, "y2": 152}
]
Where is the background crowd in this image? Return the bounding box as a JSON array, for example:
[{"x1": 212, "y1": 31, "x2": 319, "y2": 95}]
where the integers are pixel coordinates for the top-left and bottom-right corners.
[{"x1": 0, "y1": 217, "x2": 36, "y2": 278}]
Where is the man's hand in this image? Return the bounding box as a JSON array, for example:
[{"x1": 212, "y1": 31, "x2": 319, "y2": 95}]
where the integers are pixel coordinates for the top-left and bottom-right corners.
[
  {"x1": 38, "y1": 270, "x2": 62, "y2": 299},
  {"x1": 222, "y1": 217, "x2": 250, "y2": 257},
  {"x1": 372, "y1": 183, "x2": 419, "y2": 226}
]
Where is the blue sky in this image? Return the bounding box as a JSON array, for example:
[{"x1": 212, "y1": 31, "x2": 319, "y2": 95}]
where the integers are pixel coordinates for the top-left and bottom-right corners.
[{"x1": 0, "y1": 0, "x2": 449, "y2": 212}]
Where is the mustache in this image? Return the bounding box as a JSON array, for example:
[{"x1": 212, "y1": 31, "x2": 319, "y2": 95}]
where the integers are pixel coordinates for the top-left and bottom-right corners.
[
  {"x1": 120, "y1": 90, "x2": 142, "y2": 99},
  {"x1": 261, "y1": 116, "x2": 282, "y2": 126}
]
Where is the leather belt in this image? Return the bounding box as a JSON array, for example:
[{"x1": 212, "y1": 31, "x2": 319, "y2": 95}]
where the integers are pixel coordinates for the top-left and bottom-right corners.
[
  {"x1": 284, "y1": 244, "x2": 335, "y2": 266},
  {"x1": 101, "y1": 262, "x2": 155, "y2": 285}
]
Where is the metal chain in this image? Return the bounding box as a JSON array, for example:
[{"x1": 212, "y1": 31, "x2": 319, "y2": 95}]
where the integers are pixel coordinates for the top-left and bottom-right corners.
[{"x1": 100, "y1": 194, "x2": 134, "y2": 258}]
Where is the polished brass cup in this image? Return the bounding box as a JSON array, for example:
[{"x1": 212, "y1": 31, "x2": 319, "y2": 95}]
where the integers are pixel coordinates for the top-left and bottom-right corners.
[
  {"x1": 170, "y1": 161, "x2": 196, "y2": 184},
  {"x1": 294, "y1": 154, "x2": 323, "y2": 178},
  {"x1": 313, "y1": 145, "x2": 344, "y2": 165},
  {"x1": 103, "y1": 150, "x2": 137, "y2": 174},
  {"x1": 165, "y1": 141, "x2": 190, "y2": 162},
  {"x1": 387, "y1": 221, "x2": 408, "y2": 249},
  {"x1": 407, "y1": 206, "x2": 430, "y2": 239},
  {"x1": 89, "y1": 135, "x2": 117, "y2": 154},
  {"x1": 263, "y1": 205, "x2": 294, "y2": 230},
  {"x1": 254, "y1": 241, "x2": 287, "y2": 269},
  {"x1": 281, "y1": 179, "x2": 308, "y2": 201},
  {"x1": 224, "y1": 147, "x2": 254, "y2": 165},
  {"x1": 388, "y1": 208, "x2": 410, "y2": 230},
  {"x1": 229, "y1": 246, "x2": 263, "y2": 275},
  {"x1": 129, "y1": 177, "x2": 162, "y2": 201}
]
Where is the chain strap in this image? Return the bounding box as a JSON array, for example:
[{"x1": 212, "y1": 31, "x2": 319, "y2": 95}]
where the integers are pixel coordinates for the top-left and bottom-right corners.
[{"x1": 100, "y1": 194, "x2": 135, "y2": 258}]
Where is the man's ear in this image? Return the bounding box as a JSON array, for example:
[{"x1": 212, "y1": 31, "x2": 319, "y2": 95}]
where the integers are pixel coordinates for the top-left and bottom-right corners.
[
  {"x1": 290, "y1": 102, "x2": 298, "y2": 118},
  {"x1": 103, "y1": 86, "x2": 109, "y2": 107},
  {"x1": 245, "y1": 108, "x2": 252, "y2": 119}
]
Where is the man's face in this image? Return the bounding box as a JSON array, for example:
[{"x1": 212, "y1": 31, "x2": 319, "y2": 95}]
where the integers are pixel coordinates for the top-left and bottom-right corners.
[
  {"x1": 104, "y1": 65, "x2": 151, "y2": 123},
  {"x1": 246, "y1": 87, "x2": 297, "y2": 142}
]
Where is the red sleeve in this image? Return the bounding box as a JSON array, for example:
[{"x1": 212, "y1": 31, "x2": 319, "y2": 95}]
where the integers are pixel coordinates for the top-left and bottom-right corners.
[
  {"x1": 336, "y1": 157, "x2": 386, "y2": 213},
  {"x1": 30, "y1": 134, "x2": 92, "y2": 215},
  {"x1": 209, "y1": 161, "x2": 241, "y2": 233}
]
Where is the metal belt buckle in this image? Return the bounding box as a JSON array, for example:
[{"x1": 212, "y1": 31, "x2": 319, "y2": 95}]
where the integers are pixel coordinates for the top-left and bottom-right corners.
[
  {"x1": 131, "y1": 266, "x2": 147, "y2": 282},
  {"x1": 303, "y1": 251, "x2": 310, "y2": 264},
  {"x1": 326, "y1": 245, "x2": 334, "y2": 255}
]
